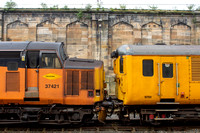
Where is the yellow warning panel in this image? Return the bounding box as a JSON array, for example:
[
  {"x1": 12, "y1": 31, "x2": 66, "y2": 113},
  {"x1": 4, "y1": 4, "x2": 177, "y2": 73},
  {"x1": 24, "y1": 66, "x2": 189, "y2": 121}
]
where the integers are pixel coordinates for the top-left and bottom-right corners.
[{"x1": 43, "y1": 73, "x2": 61, "y2": 80}]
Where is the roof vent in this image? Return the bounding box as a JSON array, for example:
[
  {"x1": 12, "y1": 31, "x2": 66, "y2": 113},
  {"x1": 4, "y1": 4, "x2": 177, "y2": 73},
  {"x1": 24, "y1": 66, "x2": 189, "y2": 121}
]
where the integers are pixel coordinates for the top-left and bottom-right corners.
[
  {"x1": 69, "y1": 58, "x2": 94, "y2": 63},
  {"x1": 155, "y1": 43, "x2": 166, "y2": 45}
]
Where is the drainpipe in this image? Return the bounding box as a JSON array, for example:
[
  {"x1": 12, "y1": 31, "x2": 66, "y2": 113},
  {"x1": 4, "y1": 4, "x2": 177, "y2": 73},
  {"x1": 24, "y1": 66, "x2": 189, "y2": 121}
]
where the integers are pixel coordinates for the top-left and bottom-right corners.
[
  {"x1": 1, "y1": 10, "x2": 4, "y2": 41},
  {"x1": 98, "y1": 19, "x2": 102, "y2": 60},
  {"x1": 96, "y1": 19, "x2": 99, "y2": 60}
]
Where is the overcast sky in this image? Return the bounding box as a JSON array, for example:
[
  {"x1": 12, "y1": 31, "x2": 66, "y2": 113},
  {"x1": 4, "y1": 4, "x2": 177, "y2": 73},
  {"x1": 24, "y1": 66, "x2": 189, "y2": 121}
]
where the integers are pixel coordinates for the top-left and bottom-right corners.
[{"x1": 0, "y1": 0, "x2": 200, "y2": 10}]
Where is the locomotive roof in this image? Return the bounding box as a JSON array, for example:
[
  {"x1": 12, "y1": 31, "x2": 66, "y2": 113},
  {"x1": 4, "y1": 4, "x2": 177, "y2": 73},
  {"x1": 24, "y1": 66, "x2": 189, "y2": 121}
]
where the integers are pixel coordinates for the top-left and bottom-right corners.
[
  {"x1": 64, "y1": 58, "x2": 103, "y2": 69},
  {"x1": 0, "y1": 41, "x2": 62, "y2": 51},
  {"x1": 114, "y1": 44, "x2": 200, "y2": 57}
]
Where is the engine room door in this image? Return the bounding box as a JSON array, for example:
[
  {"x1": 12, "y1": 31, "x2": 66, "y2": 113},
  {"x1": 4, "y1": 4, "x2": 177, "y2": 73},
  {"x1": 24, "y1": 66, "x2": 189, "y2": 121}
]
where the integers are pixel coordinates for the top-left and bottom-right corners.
[{"x1": 160, "y1": 57, "x2": 176, "y2": 99}]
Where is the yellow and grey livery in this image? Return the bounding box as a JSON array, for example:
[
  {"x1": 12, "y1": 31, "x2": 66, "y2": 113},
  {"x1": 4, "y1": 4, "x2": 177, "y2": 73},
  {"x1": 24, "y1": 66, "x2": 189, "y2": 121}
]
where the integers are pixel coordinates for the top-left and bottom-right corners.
[
  {"x1": 111, "y1": 44, "x2": 200, "y2": 124},
  {"x1": 112, "y1": 44, "x2": 200, "y2": 105}
]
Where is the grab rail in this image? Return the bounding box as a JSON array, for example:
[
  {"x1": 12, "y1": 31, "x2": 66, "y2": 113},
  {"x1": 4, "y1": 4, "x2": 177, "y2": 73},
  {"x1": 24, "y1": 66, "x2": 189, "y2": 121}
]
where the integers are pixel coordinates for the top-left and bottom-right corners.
[
  {"x1": 158, "y1": 63, "x2": 160, "y2": 96},
  {"x1": 176, "y1": 63, "x2": 179, "y2": 96}
]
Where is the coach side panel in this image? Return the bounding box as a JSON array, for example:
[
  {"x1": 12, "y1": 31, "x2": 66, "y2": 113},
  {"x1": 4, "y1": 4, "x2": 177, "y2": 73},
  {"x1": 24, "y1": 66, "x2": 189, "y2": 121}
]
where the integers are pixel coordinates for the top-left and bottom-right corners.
[{"x1": 115, "y1": 55, "x2": 191, "y2": 105}]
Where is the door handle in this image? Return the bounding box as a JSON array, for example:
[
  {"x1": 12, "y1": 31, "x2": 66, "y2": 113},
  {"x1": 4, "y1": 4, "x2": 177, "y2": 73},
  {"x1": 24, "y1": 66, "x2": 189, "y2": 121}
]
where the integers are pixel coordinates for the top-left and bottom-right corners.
[{"x1": 160, "y1": 80, "x2": 164, "y2": 83}]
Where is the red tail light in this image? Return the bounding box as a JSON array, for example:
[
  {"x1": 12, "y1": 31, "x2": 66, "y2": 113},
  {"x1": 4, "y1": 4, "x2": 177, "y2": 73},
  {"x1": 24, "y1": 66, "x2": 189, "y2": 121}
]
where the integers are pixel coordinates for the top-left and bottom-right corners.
[
  {"x1": 181, "y1": 92, "x2": 185, "y2": 98},
  {"x1": 149, "y1": 114, "x2": 154, "y2": 120},
  {"x1": 104, "y1": 90, "x2": 107, "y2": 95},
  {"x1": 161, "y1": 114, "x2": 166, "y2": 118}
]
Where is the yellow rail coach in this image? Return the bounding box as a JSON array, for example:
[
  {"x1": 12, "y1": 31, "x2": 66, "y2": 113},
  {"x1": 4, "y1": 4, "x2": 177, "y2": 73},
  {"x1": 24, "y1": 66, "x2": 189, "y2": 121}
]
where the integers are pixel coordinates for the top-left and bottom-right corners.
[{"x1": 111, "y1": 44, "x2": 200, "y2": 124}]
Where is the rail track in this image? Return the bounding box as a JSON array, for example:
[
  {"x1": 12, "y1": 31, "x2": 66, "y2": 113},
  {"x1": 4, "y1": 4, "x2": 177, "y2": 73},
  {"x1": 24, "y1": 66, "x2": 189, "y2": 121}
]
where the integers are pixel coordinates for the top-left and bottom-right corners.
[{"x1": 0, "y1": 120, "x2": 200, "y2": 132}]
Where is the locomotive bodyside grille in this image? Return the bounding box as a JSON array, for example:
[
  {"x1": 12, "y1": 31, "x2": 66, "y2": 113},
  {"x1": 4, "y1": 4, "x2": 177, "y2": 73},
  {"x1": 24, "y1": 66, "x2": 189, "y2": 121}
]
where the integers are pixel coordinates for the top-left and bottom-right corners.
[
  {"x1": 6, "y1": 72, "x2": 20, "y2": 92},
  {"x1": 72, "y1": 71, "x2": 79, "y2": 95},
  {"x1": 65, "y1": 69, "x2": 94, "y2": 95},
  {"x1": 81, "y1": 71, "x2": 87, "y2": 89},
  {"x1": 81, "y1": 71, "x2": 94, "y2": 90},
  {"x1": 88, "y1": 71, "x2": 94, "y2": 90},
  {"x1": 191, "y1": 57, "x2": 200, "y2": 81},
  {"x1": 66, "y1": 70, "x2": 79, "y2": 95}
]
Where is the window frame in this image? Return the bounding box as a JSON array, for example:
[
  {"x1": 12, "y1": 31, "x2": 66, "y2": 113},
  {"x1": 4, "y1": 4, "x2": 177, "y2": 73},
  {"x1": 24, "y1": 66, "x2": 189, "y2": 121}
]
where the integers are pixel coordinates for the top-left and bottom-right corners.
[
  {"x1": 40, "y1": 50, "x2": 63, "y2": 69},
  {"x1": 26, "y1": 51, "x2": 40, "y2": 68},
  {"x1": 162, "y1": 63, "x2": 173, "y2": 78},
  {"x1": 7, "y1": 61, "x2": 18, "y2": 71},
  {"x1": 119, "y1": 56, "x2": 123, "y2": 73},
  {"x1": 0, "y1": 51, "x2": 20, "y2": 58},
  {"x1": 143, "y1": 59, "x2": 154, "y2": 77}
]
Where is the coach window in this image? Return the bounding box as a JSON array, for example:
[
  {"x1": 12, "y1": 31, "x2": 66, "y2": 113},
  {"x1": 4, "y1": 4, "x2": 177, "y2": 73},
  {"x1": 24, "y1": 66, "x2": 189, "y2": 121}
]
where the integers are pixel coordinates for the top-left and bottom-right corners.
[
  {"x1": 143, "y1": 60, "x2": 153, "y2": 76},
  {"x1": 162, "y1": 63, "x2": 173, "y2": 78},
  {"x1": 41, "y1": 53, "x2": 61, "y2": 69}
]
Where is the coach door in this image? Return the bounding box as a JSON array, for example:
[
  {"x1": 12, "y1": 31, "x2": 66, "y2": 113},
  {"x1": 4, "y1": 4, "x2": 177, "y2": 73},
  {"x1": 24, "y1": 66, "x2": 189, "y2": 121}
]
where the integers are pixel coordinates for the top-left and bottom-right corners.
[
  {"x1": 159, "y1": 57, "x2": 176, "y2": 99},
  {"x1": 25, "y1": 51, "x2": 40, "y2": 100}
]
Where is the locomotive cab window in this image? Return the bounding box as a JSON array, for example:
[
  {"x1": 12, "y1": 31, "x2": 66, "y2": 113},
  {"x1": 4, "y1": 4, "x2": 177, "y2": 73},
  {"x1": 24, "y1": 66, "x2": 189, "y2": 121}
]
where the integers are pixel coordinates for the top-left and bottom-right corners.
[
  {"x1": 7, "y1": 62, "x2": 18, "y2": 71},
  {"x1": 162, "y1": 63, "x2": 173, "y2": 78},
  {"x1": 119, "y1": 56, "x2": 123, "y2": 73},
  {"x1": 143, "y1": 60, "x2": 153, "y2": 76},
  {"x1": 27, "y1": 51, "x2": 39, "y2": 68},
  {"x1": 0, "y1": 51, "x2": 21, "y2": 70},
  {"x1": 41, "y1": 53, "x2": 61, "y2": 69}
]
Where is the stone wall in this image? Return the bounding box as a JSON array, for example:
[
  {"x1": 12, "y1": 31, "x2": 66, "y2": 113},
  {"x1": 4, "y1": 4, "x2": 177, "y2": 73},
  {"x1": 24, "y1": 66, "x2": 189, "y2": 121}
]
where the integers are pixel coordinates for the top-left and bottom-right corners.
[{"x1": 0, "y1": 10, "x2": 200, "y2": 74}]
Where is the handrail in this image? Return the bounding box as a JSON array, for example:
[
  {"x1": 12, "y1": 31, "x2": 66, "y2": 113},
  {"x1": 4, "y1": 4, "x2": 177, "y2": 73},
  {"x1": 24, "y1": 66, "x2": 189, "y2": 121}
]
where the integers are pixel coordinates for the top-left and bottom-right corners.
[
  {"x1": 158, "y1": 63, "x2": 160, "y2": 96},
  {"x1": 176, "y1": 63, "x2": 179, "y2": 96}
]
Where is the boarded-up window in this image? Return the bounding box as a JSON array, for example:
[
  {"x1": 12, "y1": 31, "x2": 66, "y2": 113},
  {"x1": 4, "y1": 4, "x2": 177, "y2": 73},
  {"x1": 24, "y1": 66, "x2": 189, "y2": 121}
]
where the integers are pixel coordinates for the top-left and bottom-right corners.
[
  {"x1": 81, "y1": 70, "x2": 94, "y2": 90},
  {"x1": 6, "y1": 72, "x2": 20, "y2": 91},
  {"x1": 66, "y1": 70, "x2": 79, "y2": 95},
  {"x1": 191, "y1": 57, "x2": 200, "y2": 81}
]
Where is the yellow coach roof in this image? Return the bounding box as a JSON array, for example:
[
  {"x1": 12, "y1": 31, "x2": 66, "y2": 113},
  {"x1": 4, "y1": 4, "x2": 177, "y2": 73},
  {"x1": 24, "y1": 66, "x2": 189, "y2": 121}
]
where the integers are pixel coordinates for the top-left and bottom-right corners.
[{"x1": 112, "y1": 44, "x2": 200, "y2": 57}]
